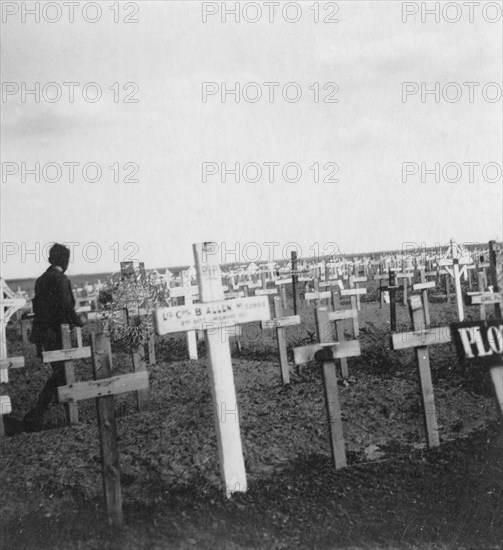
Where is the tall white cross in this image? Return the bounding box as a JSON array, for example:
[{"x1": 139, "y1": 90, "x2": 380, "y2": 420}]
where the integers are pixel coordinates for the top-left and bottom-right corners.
[
  {"x1": 154, "y1": 243, "x2": 271, "y2": 496},
  {"x1": 437, "y1": 240, "x2": 472, "y2": 320}
]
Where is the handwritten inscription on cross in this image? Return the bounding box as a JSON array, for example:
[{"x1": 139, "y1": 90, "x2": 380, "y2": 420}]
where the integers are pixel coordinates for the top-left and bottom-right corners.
[{"x1": 154, "y1": 243, "x2": 271, "y2": 496}]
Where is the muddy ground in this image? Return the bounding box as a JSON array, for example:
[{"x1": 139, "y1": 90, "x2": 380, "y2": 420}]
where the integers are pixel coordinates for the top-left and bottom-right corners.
[{"x1": 1, "y1": 293, "x2": 502, "y2": 549}]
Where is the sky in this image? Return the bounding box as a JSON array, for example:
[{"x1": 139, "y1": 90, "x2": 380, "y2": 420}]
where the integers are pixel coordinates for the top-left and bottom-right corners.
[{"x1": 1, "y1": 0, "x2": 502, "y2": 279}]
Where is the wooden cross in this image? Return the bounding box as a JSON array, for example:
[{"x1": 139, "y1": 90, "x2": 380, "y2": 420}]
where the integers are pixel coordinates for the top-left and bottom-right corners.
[
  {"x1": 1, "y1": 278, "x2": 27, "y2": 366},
  {"x1": 377, "y1": 271, "x2": 403, "y2": 331},
  {"x1": 42, "y1": 324, "x2": 92, "y2": 424},
  {"x1": 0, "y1": 279, "x2": 27, "y2": 436},
  {"x1": 437, "y1": 241, "x2": 472, "y2": 320},
  {"x1": 58, "y1": 332, "x2": 149, "y2": 526},
  {"x1": 374, "y1": 273, "x2": 390, "y2": 308},
  {"x1": 396, "y1": 272, "x2": 414, "y2": 306},
  {"x1": 154, "y1": 243, "x2": 271, "y2": 496},
  {"x1": 391, "y1": 295, "x2": 451, "y2": 448},
  {"x1": 305, "y1": 290, "x2": 332, "y2": 307},
  {"x1": 261, "y1": 296, "x2": 301, "y2": 385},
  {"x1": 348, "y1": 275, "x2": 367, "y2": 311},
  {"x1": 275, "y1": 277, "x2": 292, "y2": 311},
  {"x1": 293, "y1": 306, "x2": 361, "y2": 468},
  {"x1": 413, "y1": 269, "x2": 436, "y2": 326},
  {"x1": 466, "y1": 292, "x2": 503, "y2": 321},
  {"x1": 339, "y1": 287, "x2": 366, "y2": 337}
]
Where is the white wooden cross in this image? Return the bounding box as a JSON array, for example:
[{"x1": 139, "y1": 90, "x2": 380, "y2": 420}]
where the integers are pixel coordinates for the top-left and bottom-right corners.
[
  {"x1": 339, "y1": 287, "x2": 366, "y2": 337},
  {"x1": 348, "y1": 275, "x2": 367, "y2": 311},
  {"x1": 154, "y1": 243, "x2": 271, "y2": 496},
  {"x1": 293, "y1": 306, "x2": 361, "y2": 469},
  {"x1": 261, "y1": 296, "x2": 301, "y2": 384},
  {"x1": 437, "y1": 240, "x2": 472, "y2": 321},
  {"x1": 0, "y1": 279, "x2": 26, "y2": 436},
  {"x1": 391, "y1": 295, "x2": 451, "y2": 448},
  {"x1": 413, "y1": 269, "x2": 436, "y2": 326},
  {"x1": 1, "y1": 278, "x2": 27, "y2": 371}
]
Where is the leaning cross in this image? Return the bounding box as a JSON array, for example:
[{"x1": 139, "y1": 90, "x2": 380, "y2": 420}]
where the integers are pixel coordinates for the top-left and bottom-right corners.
[
  {"x1": 293, "y1": 306, "x2": 361, "y2": 469},
  {"x1": 154, "y1": 242, "x2": 271, "y2": 496},
  {"x1": 391, "y1": 295, "x2": 451, "y2": 448},
  {"x1": 58, "y1": 332, "x2": 149, "y2": 526}
]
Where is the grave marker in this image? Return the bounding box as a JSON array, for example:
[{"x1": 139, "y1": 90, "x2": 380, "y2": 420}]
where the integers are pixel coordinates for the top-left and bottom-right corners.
[
  {"x1": 58, "y1": 332, "x2": 149, "y2": 526},
  {"x1": 378, "y1": 271, "x2": 403, "y2": 331},
  {"x1": 42, "y1": 324, "x2": 92, "y2": 424},
  {"x1": 340, "y1": 288, "x2": 365, "y2": 337},
  {"x1": 413, "y1": 269, "x2": 436, "y2": 326},
  {"x1": 1, "y1": 279, "x2": 27, "y2": 436},
  {"x1": 391, "y1": 295, "x2": 452, "y2": 448},
  {"x1": 261, "y1": 296, "x2": 300, "y2": 384},
  {"x1": 293, "y1": 307, "x2": 361, "y2": 468},
  {"x1": 155, "y1": 243, "x2": 271, "y2": 496}
]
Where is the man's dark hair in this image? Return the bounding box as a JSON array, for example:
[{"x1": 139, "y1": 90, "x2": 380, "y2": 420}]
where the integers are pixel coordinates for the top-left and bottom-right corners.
[{"x1": 48, "y1": 243, "x2": 71, "y2": 268}]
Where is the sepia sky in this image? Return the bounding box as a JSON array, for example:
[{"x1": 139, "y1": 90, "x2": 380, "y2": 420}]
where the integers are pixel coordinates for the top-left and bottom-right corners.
[{"x1": 1, "y1": 0, "x2": 502, "y2": 278}]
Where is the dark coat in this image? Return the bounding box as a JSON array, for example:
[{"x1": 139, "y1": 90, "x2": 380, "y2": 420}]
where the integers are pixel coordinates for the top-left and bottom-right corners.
[{"x1": 30, "y1": 266, "x2": 82, "y2": 354}]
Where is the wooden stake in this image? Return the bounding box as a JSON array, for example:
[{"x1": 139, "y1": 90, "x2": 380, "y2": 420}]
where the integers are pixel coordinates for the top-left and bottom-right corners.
[
  {"x1": 92, "y1": 333, "x2": 123, "y2": 527},
  {"x1": 291, "y1": 251, "x2": 298, "y2": 315},
  {"x1": 408, "y1": 297, "x2": 440, "y2": 448},
  {"x1": 61, "y1": 324, "x2": 79, "y2": 424},
  {"x1": 274, "y1": 297, "x2": 290, "y2": 385},
  {"x1": 316, "y1": 307, "x2": 346, "y2": 469}
]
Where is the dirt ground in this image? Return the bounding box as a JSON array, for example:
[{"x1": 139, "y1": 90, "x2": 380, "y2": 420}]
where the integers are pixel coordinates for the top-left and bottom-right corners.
[{"x1": 1, "y1": 293, "x2": 502, "y2": 549}]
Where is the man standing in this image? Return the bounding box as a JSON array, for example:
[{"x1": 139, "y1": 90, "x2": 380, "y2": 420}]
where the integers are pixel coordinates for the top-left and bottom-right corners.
[{"x1": 24, "y1": 243, "x2": 84, "y2": 431}]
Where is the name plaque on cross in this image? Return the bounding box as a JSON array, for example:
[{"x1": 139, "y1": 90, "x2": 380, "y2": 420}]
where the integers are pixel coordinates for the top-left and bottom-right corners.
[{"x1": 155, "y1": 296, "x2": 270, "y2": 334}]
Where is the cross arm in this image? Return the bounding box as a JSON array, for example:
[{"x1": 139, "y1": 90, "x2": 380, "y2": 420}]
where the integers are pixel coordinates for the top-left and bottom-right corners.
[
  {"x1": 293, "y1": 340, "x2": 361, "y2": 365},
  {"x1": 58, "y1": 371, "x2": 149, "y2": 403},
  {"x1": 391, "y1": 327, "x2": 451, "y2": 350}
]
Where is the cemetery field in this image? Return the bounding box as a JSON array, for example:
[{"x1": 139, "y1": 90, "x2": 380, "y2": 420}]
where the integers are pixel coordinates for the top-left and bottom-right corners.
[{"x1": 1, "y1": 299, "x2": 502, "y2": 550}]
